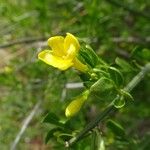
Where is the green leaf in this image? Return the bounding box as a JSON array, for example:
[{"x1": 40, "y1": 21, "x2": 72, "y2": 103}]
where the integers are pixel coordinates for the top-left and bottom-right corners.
[
  {"x1": 90, "y1": 77, "x2": 117, "y2": 101},
  {"x1": 90, "y1": 77, "x2": 114, "y2": 92},
  {"x1": 113, "y1": 96, "x2": 125, "y2": 108},
  {"x1": 79, "y1": 50, "x2": 95, "y2": 68},
  {"x1": 98, "y1": 136, "x2": 105, "y2": 150},
  {"x1": 94, "y1": 130, "x2": 105, "y2": 150},
  {"x1": 108, "y1": 66, "x2": 124, "y2": 87},
  {"x1": 79, "y1": 73, "x2": 93, "y2": 88},
  {"x1": 113, "y1": 90, "x2": 133, "y2": 108},
  {"x1": 131, "y1": 47, "x2": 150, "y2": 61},
  {"x1": 45, "y1": 128, "x2": 62, "y2": 144},
  {"x1": 56, "y1": 133, "x2": 73, "y2": 144},
  {"x1": 107, "y1": 119, "x2": 125, "y2": 137},
  {"x1": 79, "y1": 45, "x2": 102, "y2": 68},
  {"x1": 43, "y1": 112, "x2": 64, "y2": 127},
  {"x1": 93, "y1": 68, "x2": 110, "y2": 78},
  {"x1": 85, "y1": 45, "x2": 101, "y2": 66},
  {"x1": 115, "y1": 57, "x2": 133, "y2": 72},
  {"x1": 141, "y1": 49, "x2": 150, "y2": 60},
  {"x1": 120, "y1": 89, "x2": 134, "y2": 101}
]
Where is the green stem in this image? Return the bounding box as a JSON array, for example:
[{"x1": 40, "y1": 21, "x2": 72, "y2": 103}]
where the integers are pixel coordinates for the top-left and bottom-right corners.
[
  {"x1": 91, "y1": 128, "x2": 105, "y2": 150},
  {"x1": 65, "y1": 63, "x2": 150, "y2": 147},
  {"x1": 124, "y1": 63, "x2": 150, "y2": 92},
  {"x1": 65, "y1": 104, "x2": 114, "y2": 147},
  {"x1": 91, "y1": 129, "x2": 97, "y2": 150}
]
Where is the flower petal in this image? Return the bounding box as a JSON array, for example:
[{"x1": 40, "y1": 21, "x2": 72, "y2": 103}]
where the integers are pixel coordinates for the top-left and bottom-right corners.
[
  {"x1": 48, "y1": 36, "x2": 65, "y2": 56},
  {"x1": 64, "y1": 33, "x2": 80, "y2": 53},
  {"x1": 38, "y1": 50, "x2": 73, "y2": 70},
  {"x1": 65, "y1": 44, "x2": 76, "y2": 59},
  {"x1": 73, "y1": 58, "x2": 88, "y2": 72}
]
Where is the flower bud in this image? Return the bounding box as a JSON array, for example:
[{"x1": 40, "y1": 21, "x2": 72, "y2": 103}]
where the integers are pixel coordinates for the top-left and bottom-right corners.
[{"x1": 65, "y1": 90, "x2": 89, "y2": 117}]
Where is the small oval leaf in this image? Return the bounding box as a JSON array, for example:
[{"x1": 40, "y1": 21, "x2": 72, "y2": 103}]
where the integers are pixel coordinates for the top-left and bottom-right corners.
[
  {"x1": 90, "y1": 77, "x2": 114, "y2": 93},
  {"x1": 115, "y1": 57, "x2": 133, "y2": 72},
  {"x1": 43, "y1": 112, "x2": 64, "y2": 127},
  {"x1": 45, "y1": 128, "x2": 62, "y2": 144},
  {"x1": 113, "y1": 96, "x2": 125, "y2": 108},
  {"x1": 120, "y1": 89, "x2": 134, "y2": 101},
  {"x1": 107, "y1": 119, "x2": 125, "y2": 137},
  {"x1": 108, "y1": 66, "x2": 124, "y2": 87}
]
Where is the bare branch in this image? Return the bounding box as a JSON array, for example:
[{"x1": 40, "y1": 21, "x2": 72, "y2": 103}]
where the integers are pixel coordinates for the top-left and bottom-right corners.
[
  {"x1": 106, "y1": 0, "x2": 150, "y2": 19},
  {"x1": 112, "y1": 37, "x2": 150, "y2": 44},
  {"x1": 10, "y1": 100, "x2": 42, "y2": 150},
  {"x1": 0, "y1": 37, "x2": 48, "y2": 49}
]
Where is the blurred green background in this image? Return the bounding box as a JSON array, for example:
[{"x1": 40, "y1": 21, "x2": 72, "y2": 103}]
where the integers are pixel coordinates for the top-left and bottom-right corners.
[{"x1": 0, "y1": 0, "x2": 149, "y2": 149}]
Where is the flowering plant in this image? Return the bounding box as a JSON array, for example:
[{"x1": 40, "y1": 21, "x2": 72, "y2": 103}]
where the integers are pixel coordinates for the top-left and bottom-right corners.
[{"x1": 38, "y1": 33, "x2": 150, "y2": 149}]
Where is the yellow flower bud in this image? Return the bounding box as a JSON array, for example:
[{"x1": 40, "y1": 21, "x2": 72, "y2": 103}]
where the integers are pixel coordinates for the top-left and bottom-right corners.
[{"x1": 65, "y1": 90, "x2": 89, "y2": 117}]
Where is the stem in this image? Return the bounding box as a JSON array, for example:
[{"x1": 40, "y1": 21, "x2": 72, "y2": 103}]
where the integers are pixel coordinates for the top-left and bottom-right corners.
[
  {"x1": 91, "y1": 129, "x2": 98, "y2": 150},
  {"x1": 124, "y1": 63, "x2": 150, "y2": 92},
  {"x1": 91, "y1": 131, "x2": 97, "y2": 150},
  {"x1": 106, "y1": 0, "x2": 150, "y2": 20},
  {"x1": 11, "y1": 100, "x2": 42, "y2": 150},
  {"x1": 65, "y1": 104, "x2": 114, "y2": 147},
  {"x1": 0, "y1": 36, "x2": 47, "y2": 48},
  {"x1": 66, "y1": 63, "x2": 150, "y2": 147}
]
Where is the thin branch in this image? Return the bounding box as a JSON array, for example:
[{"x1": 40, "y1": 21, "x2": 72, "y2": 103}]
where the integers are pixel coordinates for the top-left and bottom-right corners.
[
  {"x1": 0, "y1": 37, "x2": 47, "y2": 49},
  {"x1": 65, "y1": 103, "x2": 115, "y2": 147},
  {"x1": 10, "y1": 100, "x2": 42, "y2": 150},
  {"x1": 115, "y1": 48, "x2": 130, "y2": 59},
  {"x1": 124, "y1": 63, "x2": 150, "y2": 92},
  {"x1": 112, "y1": 37, "x2": 150, "y2": 45},
  {"x1": 106, "y1": 0, "x2": 150, "y2": 20},
  {"x1": 66, "y1": 63, "x2": 150, "y2": 147},
  {"x1": 0, "y1": 11, "x2": 38, "y2": 36},
  {"x1": 65, "y1": 82, "x2": 83, "y2": 89}
]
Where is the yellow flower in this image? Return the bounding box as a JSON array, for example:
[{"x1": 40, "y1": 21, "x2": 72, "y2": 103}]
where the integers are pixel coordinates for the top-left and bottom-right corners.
[
  {"x1": 38, "y1": 33, "x2": 88, "y2": 72},
  {"x1": 65, "y1": 90, "x2": 89, "y2": 117}
]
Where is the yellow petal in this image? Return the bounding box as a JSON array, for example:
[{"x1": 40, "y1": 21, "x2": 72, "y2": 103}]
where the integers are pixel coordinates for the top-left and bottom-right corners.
[
  {"x1": 64, "y1": 33, "x2": 80, "y2": 53},
  {"x1": 38, "y1": 50, "x2": 73, "y2": 70},
  {"x1": 48, "y1": 36, "x2": 65, "y2": 56},
  {"x1": 73, "y1": 58, "x2": 88, "y2": 72},
  {"x1": 65, "y1": 44, "x2": 76, "y2": 59}
]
